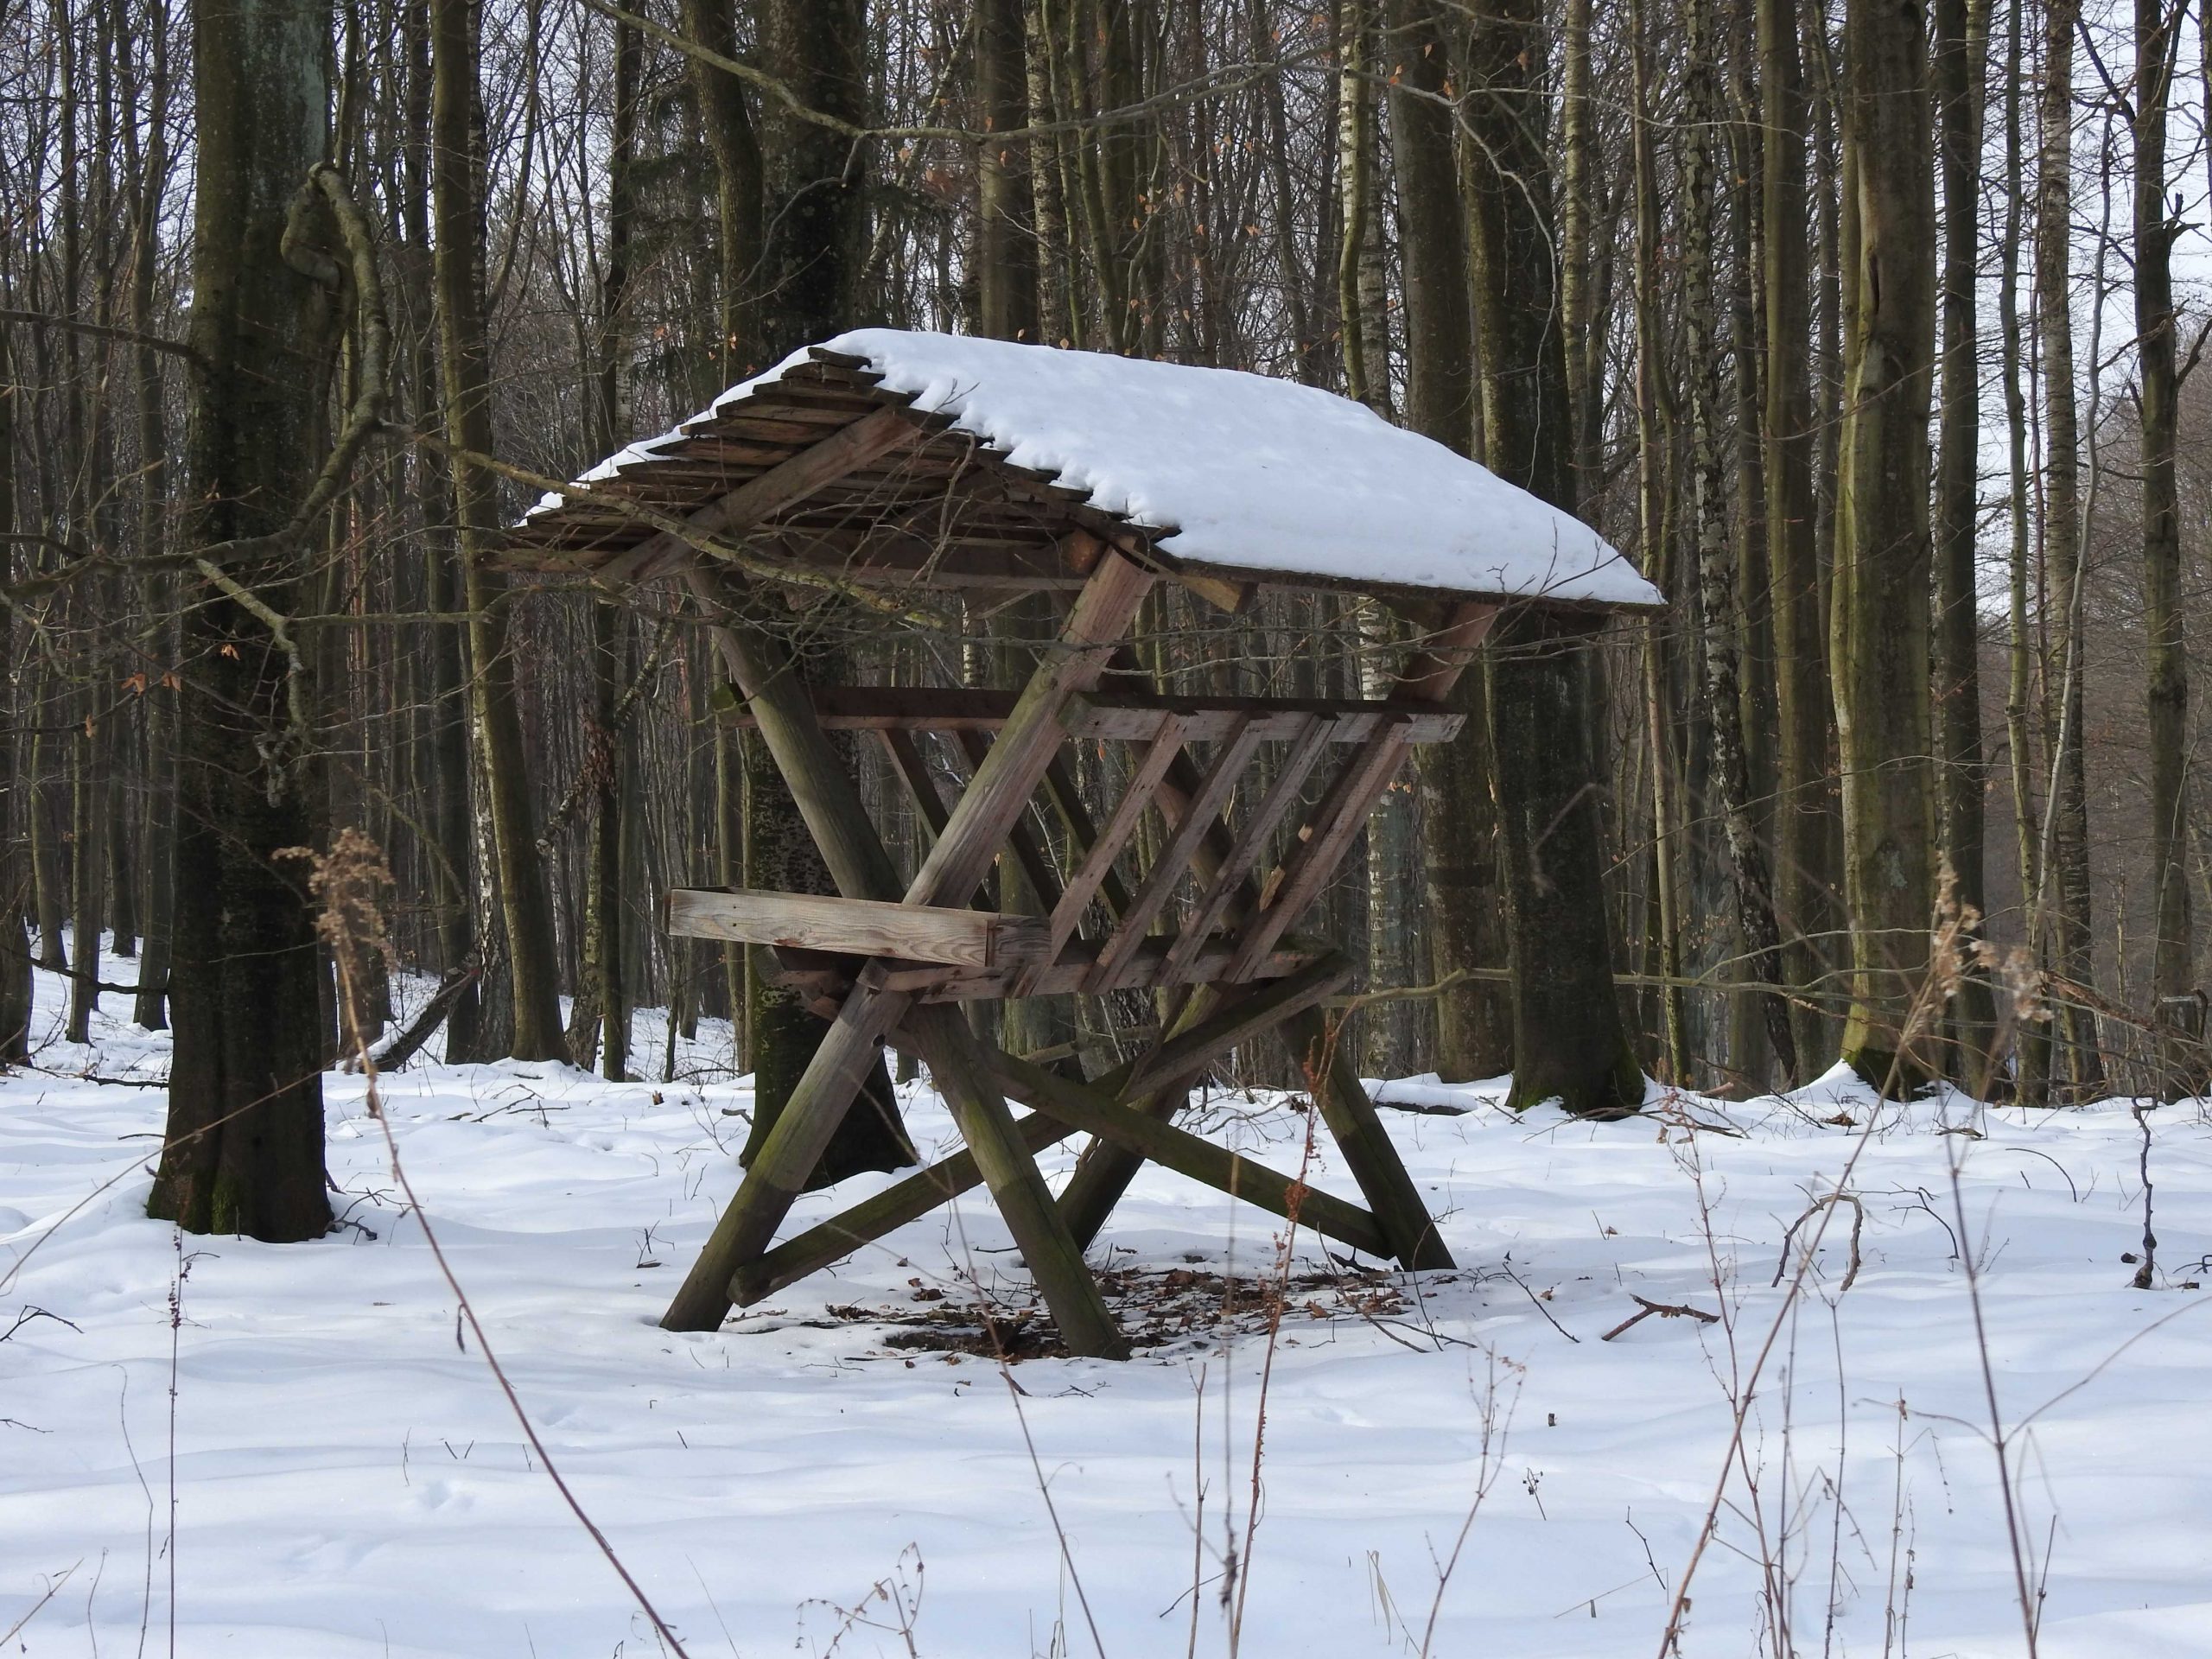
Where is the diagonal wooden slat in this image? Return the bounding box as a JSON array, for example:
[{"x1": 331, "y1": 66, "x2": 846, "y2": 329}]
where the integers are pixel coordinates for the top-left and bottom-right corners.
[
  {"x1": 1088, "y1": 715, "x2": 1267, "y2": 992},
  {"x1": 601, "y1": 405, "x2": 918, "y2": 583},
  {"x1": 952, "y1": 729, "x2": 1065, "y2": 914},
  {"x1": 1035, "y1": 715, "x2": 1187, "y2": 971},
  {"x1": 1160, "y1": 714, "x2": 1337, "y2": 986},
  {"x1": 1039, "y1": 750, "x2": 1135, "y2": 920},
  {"x1": 1224, "y1": 716, "x2": 1416, "y2": 983}
]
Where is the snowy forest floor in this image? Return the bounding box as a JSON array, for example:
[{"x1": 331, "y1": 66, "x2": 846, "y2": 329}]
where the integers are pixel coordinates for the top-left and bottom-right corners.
[{"x1": 4, "y1": 949, "x2": 2212, "y2": 1657}]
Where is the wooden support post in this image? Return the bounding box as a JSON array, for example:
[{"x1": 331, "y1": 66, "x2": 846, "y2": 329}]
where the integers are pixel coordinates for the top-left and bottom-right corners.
[
  {"x1": 730, "y1": 1108, "x2": 1083, "y2": 1306},
  {"x1": 661, "y1": 974, "x2": 911, "y2": 1330},
  {"x1": 1281, "y1": 1000, "x2": 1453, "y2": 1269},
  {"x1": 669, "y1": 551, "x2": 1151, "y2": 1354},
  {"x1": 979, "y1": 1045, "x2": 1391, "y2": 1257},
  {"x1": 899, "y1": 1001, "x2": 1129, "y2": 1358}
]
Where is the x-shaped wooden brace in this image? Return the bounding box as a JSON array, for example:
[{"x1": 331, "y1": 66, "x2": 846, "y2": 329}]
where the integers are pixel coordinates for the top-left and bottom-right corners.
[{"x1": 660, "y1": 545, "x2": 1494, "y2": 1356}]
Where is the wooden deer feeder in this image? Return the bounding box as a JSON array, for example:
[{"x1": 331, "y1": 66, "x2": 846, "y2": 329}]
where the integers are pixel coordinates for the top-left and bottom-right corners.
[{"x1": 505, "y1": 330, "x2": 1662, "y2": 1358}]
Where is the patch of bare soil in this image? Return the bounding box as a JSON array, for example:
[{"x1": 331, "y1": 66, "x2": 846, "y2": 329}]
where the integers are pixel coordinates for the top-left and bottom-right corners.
[{"x1": 795, "y1": 1260, "x2": 1429, "y2": 1362}]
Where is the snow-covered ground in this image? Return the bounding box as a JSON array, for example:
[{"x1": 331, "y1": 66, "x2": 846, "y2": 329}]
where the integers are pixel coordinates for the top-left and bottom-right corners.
[{"x1": 4, "y1": 948, "x2": 2211, "y2": 1656}]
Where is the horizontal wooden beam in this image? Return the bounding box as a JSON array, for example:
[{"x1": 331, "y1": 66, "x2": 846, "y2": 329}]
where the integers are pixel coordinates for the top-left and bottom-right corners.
[
  {"x1": 759, "y1": 931, "x2": 1330, "y2": 1004},
  {"x1": 714, "y1": 684, "x2": 1463, "y2": 744},
  {"x1": 664, "y1": 887, "x2": 1047, "y2": 969}
]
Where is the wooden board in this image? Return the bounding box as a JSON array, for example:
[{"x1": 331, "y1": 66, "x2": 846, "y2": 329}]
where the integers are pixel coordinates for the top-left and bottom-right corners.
[
  {"x1": 664, "y1": 887, "x2": 1048, "y2": 969},
  {"x1": 712, "y1": 683, "x2": 1463, "y2": 744}
]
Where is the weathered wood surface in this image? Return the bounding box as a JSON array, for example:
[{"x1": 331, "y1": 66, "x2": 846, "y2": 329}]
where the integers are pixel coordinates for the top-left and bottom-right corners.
[
  {"x1": 664, "y1": 887, "x2": 1049, "y2": 969},
  {"x1": 976, "y1": 1045, "x2": 1391, "y2": 1257},
  {"x1": 714, "y1": 683, "x2": 1464, "y2": 744},
  {"x1": 1089, "y1": 715, "x2": 1267, "y2": 990},
  {"x1": 1039, "y1": 715, "x2": 1187, "y2": 971},
  {"x1": 729, "y1": 1108, "x2": 1083, "y2": 1306},
  {"x1": 1161, "y1": 713, "x2": 1335, "y2": 984},
  {"x1": 904, "y1": 550, "x2": 1154, "y2": 906},
  {"x1": 659, "y1": 970, "x2": 912, "y2": 1331},
  {"x1": 1225, "y1": 716, "x2": 1417, "y2": 982},
  {"x1": 598, "y1": 404, "x2": 919, "y2": 583},
  {"x1": 766, "y1": 931, "x2": 1331, "y2": 1004}
]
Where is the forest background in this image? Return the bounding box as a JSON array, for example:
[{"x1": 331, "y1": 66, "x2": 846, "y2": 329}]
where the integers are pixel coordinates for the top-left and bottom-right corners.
[{"x1": 6, "y1": 0, "x2": 2212, "y2": 1215}]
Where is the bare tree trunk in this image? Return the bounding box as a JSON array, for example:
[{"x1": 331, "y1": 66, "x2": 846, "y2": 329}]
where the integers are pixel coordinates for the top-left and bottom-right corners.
[
  {"x1": 1933, "y1": 0, "x2": 1999, "y2": 1084},
  {"x1": 148, "y1": 0, "x2": 337, "y2": 1241},
  {"x1": 1464, "y1": 0, "x2": 1641, "y2": 1116},
  {"x1": 570, "y1": 5, "x2": 635, "y2": 1078},
  {"x1": 1686, "y1": 0, "x2": 1798, "y2": 1087},
  {"x1": 677, "y1": 0, "x2": 760, "y2": 377},
  {"x1": 2134, "y1": 0, "x2": 2195, "y2": 1093},
  {"x1": 0, "y1": 334, "x2": 29, "y2": 1064},
  {"x1": 2032, "y1": 0, "x2": 2100, "y2": 1094},
  {"x1": 1760, "y1": 0, "x2": 1840, "y2": 1071},
  {"x1": 1631, "y1": 0, "x2": 1689, "y2": 1082},
  {"x1": 1833, "y1": 0, "x2": 1939, "y2": 1091},
  {"x1": 1389, "y1": 0, "x2": 1509, "y2": 1078},
  {"x1": 430, "y1": 0, "x2": 567, "y2": 1061}
]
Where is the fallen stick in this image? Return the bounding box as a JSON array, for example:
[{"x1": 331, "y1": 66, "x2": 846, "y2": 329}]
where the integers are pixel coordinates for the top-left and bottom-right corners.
[{"x1": 1600, "y1": 1294, "x2": 1722, "y2": 1342}]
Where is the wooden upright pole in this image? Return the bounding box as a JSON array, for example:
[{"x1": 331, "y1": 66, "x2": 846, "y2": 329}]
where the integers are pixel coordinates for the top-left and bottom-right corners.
[{"x1": 664, "y1": 550, "x2": 1150, "y2": 1355}]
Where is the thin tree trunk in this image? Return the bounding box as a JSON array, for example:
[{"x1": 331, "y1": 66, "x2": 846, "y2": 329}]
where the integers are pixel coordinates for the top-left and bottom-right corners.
[
  {"x1": 1632, "y1": 0, "x2": 1689, "y2": 1082},
  {"x1": 1685, "y1": 0, "x2": 1798, "y2": 1086},
  {"x1": 1999, "y1": 0, "x2": 2037, "y2": 1094},
  {"x1": 430, "y1": 0, "x2": 567, "y2": 1061},
  {"x1": 1761, "y1": 0, "x2": 1840, "y2": 1071},
  {"x1": 2032, "y1": 0, "x2": 2100, "y2": 1093},
  {"x1": 1934, "y1": 0, "x2": 1999, "y2": 1084},
  {"x1": 2134, "y1": 0, "x2": 2195, "y2": 1093},
  {"x1": 1833, "y1": 0, "x2": 1939, "y2": 1090},
  {"x1": 677, "y1": 0, "x2": 760, "y2": 378}
]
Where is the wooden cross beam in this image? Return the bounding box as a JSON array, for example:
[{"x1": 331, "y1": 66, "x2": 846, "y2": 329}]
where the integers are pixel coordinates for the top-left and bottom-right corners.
[
  {"x1": 661, "y1": 550, "x2": 1152, "y2": 1352},
  {"x1": 658, "y1": 544, "x2": 1486, "y2": 1355}
]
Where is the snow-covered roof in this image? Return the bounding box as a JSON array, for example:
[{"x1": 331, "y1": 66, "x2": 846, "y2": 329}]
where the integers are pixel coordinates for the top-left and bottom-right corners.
[{"x1": 518, "y1": 328, "x2": 1662, "y2": 611}]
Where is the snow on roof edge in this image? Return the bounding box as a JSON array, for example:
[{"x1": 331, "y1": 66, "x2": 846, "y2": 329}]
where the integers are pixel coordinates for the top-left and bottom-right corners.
[{"x1": 528, "y1": 329, "x2": 1664, "y2": 612}]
